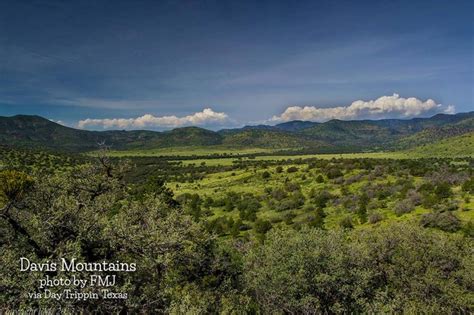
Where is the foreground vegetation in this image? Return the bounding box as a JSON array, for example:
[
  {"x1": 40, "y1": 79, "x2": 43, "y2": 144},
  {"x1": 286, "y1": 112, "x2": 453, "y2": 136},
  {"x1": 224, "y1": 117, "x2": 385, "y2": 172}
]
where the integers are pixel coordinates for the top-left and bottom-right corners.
[{"x1": 1, "y1": 146, "x2": 473, "y2": 312}]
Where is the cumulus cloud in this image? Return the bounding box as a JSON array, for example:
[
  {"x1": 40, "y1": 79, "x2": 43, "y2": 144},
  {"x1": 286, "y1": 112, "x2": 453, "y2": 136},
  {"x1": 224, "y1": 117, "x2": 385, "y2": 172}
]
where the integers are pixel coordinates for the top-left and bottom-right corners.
[
  {"x1": 78, "y1": 108, "x2": 228, "y2": 130},
  {"x1": 271, "y1": 94, "x2": 455, "y2": 122}
]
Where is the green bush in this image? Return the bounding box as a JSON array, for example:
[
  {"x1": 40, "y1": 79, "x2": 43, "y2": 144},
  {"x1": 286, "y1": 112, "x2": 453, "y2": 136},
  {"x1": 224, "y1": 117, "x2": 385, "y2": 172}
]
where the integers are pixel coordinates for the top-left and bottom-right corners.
[
  {"x1": 326, "y1": 168, "x2": 343, "y2": 179},
  {"x1": 394, "y1": 199, "x2": 415, "y2": 216},
  {"x1": 243, "y1": 224, "x2": 472, "y2": 314},
  {"x1": 420, "y1": 211, "x2": 462, "y2": 232},
  {"x1": 261, "y1": 171, "x2": 271, "y2": 179},
  {"x1": 461, "y1": 177, "x2": 474, "y2": 193},
  {"x1": 368, "y1": 212, "x2": 384, "y2": 224},
  {"x1": 254, "y1": 219, "x2": 272, "y2": 235},
  {"x1": 339, "y1": 216, "x2": 354, "y2": 229},
  {"x1": 434, "y1": 182, "x2": 453, "y2": 199}
]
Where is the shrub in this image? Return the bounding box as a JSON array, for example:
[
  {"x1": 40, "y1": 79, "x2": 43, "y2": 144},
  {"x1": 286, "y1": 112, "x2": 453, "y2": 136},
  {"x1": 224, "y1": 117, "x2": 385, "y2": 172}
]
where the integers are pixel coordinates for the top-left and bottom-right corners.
[
  {"x1": 0, "y1": 170, "x2": 34, "y2": 202},
  {"x1": 462, "y1": 221, "x2": 474, "y2": 237},
  {"x1": 461, "y1": 177, "x2": 474, "y2": 193},
  {"x1": 308, "y1": 208, "x2": 325, "y2": 229},
  {"x1": 284, "y1": 212, "x2": 296, "y2": 225},
  {"x1": 275, "y1": 193, "x2": 305, "y2": 211},
  {"x1": 434, "y1": 199, "x2": 459, "y2": 212},
  {"x1": 237, "y1": 195, "x2": 261, "y2": 212},
  {"x1": 406, "y1": 189, "x2": 422, "y2": 206},
  {"x1": 326, "y1": 168, "x2": 343, "y2": 179},
  {"x1": 286, "y1": 166, "x2": 298, "y2": 173},
  {"x1": 315, "y1": 174, "x2": 324, "y2": 183},
  {"x1": 394, "y1": 199, "x2": 415, "y2": 216},
  {"x1": 312, "y1": 190, "x2": 332, "y2": 209},
  {"x1": 254, "y1": 219, "x2": 272, "y2": 234},
  {"x1": 284, "y1": 181, "x2": 300, "y2": 192},
  {"x1": 368, "y1": 212, "x2": 384, "y2": 224},
  {"x1": 420, "y1": 212, "x2": 461, "y2": 232},
  {"x1": 271, "y1": 187, "x2": 287, "y2": 201},
  {"x1": 376, "y1": 186, "x2": 391, "y2": 200},
  {"x1": 339, "y1": 216, "x2": 354, "y2": 229},
  {"x1": 243, "y1": 223, "x2": 473, "y2": 313},
  {"x1": 434, "y1": 182, "x2": 452, "y2": 199}
]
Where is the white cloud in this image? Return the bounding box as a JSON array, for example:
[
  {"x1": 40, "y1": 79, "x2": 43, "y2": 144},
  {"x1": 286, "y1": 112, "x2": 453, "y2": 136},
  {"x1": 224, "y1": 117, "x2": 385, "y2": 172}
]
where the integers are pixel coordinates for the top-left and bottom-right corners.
[
  {"x1": 271, "y1": 94, "x2": 455, "y2": 122},
  {"x1": 49, "y1": 119, "x2": 68, "y2": 126},
  {"x1": 78, "y1": 108, "x2": 229, "y2": 130}
]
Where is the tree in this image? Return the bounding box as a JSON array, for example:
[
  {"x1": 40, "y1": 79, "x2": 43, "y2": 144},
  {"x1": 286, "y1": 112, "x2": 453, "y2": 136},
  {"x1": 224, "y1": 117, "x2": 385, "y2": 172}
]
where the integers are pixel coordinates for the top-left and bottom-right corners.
[
  {"x1": 243, "y1": 223, "x2": 472, "y2": 314},
  {"x1": 308, "y1": 208, "x2": 325, "y2": 229},
  {"x1": 224, "y1": 198, "x2": 234, "y2": 212},
  {"x1": 434, "y1": 182, "x2": 452, "y2": 199},
  {"x1": 230, "y1": 219, "x2": 242, "y2": 238},
  {"x1": 357, "y1": 197, "x2": 368, "y2": 223},
  {"x1": 315, "y1": 174, "x2": 324, "y2": 183},
  {"x1": 0, "y1": 170, "x2": 34, "y2": 203},
  {"x1": 368, "y1": 212, "x2": 384, "y2": 224},
  {"x1": 420, "y1": 212, "x2": 461, "y2": 232},
  {"x1": 189, "y1": 193, "x2": 202, "y2": 221},
  {"x1": 254, "y1": 219, "x2": 272, "y2": 235},
  {"x1": 313, "y1": 190, "x2": 332, "y2": 209},
  {"x1": 262, "y1": 171, "x2": 271, "y2": 179},
  {"x1": 461, "y1": 177, "x2": 474, "y2": 193},
  {"x1": 394, "y1": 199, "x2": 415, "y2": 216},
  {"x1": 326, "y1": 168, "x2": 343, "y2": 179},
  {"x1": 339, "y1": 216, "x2": 354, "y2": 229},
  {"x1": 0, "y1": 160, "x2": 234, "y2": 313},
  {"x1": 138, "y1": 175, "x2": 179, "y2": 208}
]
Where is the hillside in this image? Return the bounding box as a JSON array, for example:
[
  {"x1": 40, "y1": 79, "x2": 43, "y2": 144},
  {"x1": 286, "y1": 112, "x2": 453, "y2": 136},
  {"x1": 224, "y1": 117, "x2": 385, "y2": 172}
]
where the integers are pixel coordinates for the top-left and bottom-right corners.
[
  {"x1": 0, "y1": 115, "x2": 223, "y2": 152},
  {"x1": 224, "y1": 112, "x2": 474, "y2": 151},
  {"x1": 299, "y1": 113, "x2": 474, "y2": 150},
  {"x1": 299, "y1": 120, "x2": 397, "y2": 150},
  {"x1": 395, "y1": 117, "x2": 474, "y2": 149},
  {"x1": 0, "y1": 112, "x2": 473, "y2": 153},
  {"x1": 0, "y1": 115, "x2": 100, "y2": 151},
  {"x1": 220, "y1": 128, "x2": 327, "y2": 149},
  {"x1": 404, "y1": 132, "x2": 474, "y2": 157}
]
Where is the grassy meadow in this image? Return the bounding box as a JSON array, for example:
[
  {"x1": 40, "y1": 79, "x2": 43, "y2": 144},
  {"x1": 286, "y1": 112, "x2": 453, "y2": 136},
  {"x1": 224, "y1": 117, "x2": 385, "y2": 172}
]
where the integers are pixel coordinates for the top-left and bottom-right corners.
[
  {"x1": 78, "y1": 135, "x2": 474, "y2": 237},
  {"x1": 93, "y1": 145, "x2": 275, "y2": 157},
  {"x1": 167, "y1": 155, "x2": 474, "y2": 234}
]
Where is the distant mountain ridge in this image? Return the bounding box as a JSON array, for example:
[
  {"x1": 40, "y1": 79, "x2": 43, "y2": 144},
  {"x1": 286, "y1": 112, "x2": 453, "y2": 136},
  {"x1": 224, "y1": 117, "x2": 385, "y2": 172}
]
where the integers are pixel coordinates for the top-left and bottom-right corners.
[{"x1": 0, "y1": 112, "x2": 473, "y2": 153}]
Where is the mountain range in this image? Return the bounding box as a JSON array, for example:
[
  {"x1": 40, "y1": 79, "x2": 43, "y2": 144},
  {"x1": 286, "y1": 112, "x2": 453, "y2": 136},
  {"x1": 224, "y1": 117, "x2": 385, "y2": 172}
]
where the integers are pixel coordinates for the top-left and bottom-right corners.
[{"x1": 0, "y1": 112, "x2": 473, "y2": 153}]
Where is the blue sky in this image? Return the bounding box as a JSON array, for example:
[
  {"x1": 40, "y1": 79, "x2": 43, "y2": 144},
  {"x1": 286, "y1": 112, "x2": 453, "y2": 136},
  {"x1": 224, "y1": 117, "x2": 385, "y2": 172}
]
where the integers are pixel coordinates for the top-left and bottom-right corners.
[{"x1": 0, "y1": 0, "x2": 472, "y2": 130}]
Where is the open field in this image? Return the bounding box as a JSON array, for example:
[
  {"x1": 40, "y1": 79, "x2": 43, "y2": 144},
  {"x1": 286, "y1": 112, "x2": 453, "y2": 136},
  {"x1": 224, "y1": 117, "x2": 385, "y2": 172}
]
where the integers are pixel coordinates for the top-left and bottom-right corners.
[
  {"x1": 97, "y1": 149, "x2": 431, "y2": 167},
  {"x1": 174, "y1": 151, "x2": 416, "y2": 166},
  {"x1": 91, "y1": 146, "x2": 276, "y2": 157},
  {"x1": 93, "y1": 132, "x2": 474, "y2": 167},
  {"x1": 165, "y1": 155, "x2": 474, "y2": 235}
]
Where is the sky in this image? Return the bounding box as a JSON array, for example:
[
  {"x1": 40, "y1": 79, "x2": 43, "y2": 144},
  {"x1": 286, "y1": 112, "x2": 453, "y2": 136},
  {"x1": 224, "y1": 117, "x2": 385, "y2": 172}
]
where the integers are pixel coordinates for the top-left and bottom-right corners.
[{"x1": 0, "y1": 0, "x2": 473, "y2": 130}]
